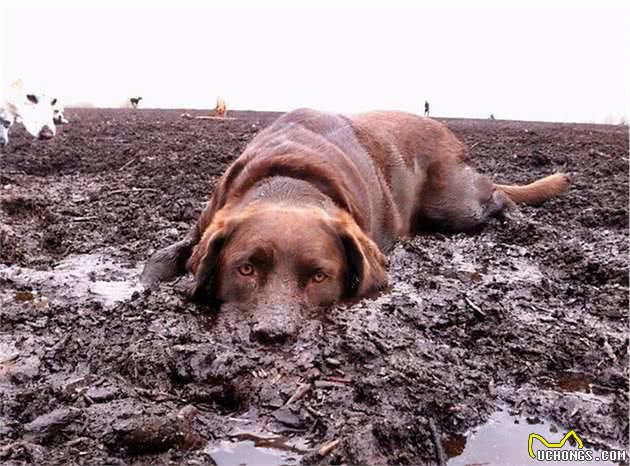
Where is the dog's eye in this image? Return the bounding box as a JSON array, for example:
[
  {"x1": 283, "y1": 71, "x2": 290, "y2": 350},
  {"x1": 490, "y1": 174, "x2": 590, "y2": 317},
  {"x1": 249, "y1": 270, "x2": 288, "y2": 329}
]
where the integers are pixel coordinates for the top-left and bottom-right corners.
[
  {"x1": 312, "y1": 271, "x2": 328, "y2": 283},
  {"x1": 26, "y1": 94, "x2": 39, "y2": 104},
  {"x1": 238, "y1": 263, "x2": 254, "y2": 276}
]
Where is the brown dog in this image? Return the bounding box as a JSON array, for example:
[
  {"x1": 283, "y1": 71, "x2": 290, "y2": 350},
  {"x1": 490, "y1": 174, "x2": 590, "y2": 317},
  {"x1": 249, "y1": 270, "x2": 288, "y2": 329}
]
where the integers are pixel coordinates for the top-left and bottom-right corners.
[{"x1": 142, "y1": 109, "x2": 568, "y2": 341}]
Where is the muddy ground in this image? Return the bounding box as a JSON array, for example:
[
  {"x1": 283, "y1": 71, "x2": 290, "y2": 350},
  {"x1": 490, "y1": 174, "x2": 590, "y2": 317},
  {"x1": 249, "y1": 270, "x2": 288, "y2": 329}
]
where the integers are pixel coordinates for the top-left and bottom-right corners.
[{"x1": 0, "y1": 109, "x2": 628, "y2": 465}]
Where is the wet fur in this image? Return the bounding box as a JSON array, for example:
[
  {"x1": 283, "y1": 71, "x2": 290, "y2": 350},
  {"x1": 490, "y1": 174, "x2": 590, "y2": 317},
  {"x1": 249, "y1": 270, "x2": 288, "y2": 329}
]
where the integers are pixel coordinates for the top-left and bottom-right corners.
[{"x1": 142, "y1": 108, "x2": 569, "y2": 302}]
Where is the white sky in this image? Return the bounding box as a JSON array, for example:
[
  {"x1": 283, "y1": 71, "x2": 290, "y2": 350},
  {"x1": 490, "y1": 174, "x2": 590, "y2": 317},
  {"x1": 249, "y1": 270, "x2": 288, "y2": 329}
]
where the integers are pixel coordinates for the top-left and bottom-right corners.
[{"x1": 1, "y1": 1, "x2": 629, "y2": 123}]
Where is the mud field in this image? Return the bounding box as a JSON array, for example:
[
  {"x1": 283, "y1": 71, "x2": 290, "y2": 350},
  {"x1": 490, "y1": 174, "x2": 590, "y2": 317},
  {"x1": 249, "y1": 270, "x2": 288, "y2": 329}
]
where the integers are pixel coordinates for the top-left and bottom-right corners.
[{"x1": 0, "y1": 109, "x2": 628, "y2": 465}]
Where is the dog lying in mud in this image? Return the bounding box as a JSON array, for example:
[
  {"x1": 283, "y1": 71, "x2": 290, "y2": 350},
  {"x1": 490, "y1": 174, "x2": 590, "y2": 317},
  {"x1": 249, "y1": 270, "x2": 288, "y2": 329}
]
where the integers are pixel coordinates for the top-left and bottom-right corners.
[{"x1": 142, "y1": 108, "x2": 568, "y2": 341}]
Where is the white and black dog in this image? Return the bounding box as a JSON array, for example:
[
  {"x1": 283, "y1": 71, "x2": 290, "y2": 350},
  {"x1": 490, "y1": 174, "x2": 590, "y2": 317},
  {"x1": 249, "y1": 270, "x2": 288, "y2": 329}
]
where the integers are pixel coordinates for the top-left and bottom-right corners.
[
  {"x1": 1, "y1": 79, "x2": 58, "y2": 147},
  {"x1": 0, "y1": 109, "x2": 15, "y2": 147},
  {"x1": 53, "y1": 101, "x2": 69, "y2": 125}
]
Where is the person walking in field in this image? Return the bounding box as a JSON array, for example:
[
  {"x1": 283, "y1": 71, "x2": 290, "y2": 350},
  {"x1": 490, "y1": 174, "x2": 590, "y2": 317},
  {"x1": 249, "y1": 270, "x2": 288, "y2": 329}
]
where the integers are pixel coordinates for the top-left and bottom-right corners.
[{"x1": 424, "y1": 100, "x2": 430, "y2": 117}]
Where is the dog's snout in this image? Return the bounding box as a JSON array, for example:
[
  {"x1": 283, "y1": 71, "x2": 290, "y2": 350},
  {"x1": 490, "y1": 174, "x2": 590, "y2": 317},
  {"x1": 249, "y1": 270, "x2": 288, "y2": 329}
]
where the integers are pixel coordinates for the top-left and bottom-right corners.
[
  {"x1": 251, "y1": 304, "x2": 301, "y2": 345},
  {"x1": 252, "y1": 322, "x2": 291, "y2": 344},
  {"x1": 38, "y1": 127, "x2": 54, "y2": 140}
]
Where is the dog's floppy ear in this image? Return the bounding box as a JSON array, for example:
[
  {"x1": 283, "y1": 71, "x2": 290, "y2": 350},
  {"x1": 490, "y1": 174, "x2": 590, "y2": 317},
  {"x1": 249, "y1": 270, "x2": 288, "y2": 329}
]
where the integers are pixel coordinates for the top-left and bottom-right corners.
[
  {"x1": 333, "y1": 212, "x2": 388, "y2": 298},
  {"x1": 187, "y1": 213, "x2": 235, "y2": 304},
  {"x1": 141, "y1": 238, "x2": 193, "y2": 287}
]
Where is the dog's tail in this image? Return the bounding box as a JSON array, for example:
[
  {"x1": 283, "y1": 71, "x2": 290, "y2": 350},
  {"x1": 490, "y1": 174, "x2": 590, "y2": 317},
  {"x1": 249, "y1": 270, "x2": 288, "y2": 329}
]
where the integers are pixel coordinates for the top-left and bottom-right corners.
[{"x1": 495, "y1": 173, "x2": 570, "y2": 206}]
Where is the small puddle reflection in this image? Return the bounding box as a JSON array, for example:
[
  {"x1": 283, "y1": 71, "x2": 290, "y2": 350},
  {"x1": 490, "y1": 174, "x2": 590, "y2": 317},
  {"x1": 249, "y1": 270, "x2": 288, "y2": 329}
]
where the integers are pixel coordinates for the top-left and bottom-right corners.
[
  {"x1": 442, "y1": 432, "x2": 466, "y2": 458},
  {"x1": 209, "y1": 440, "x2": 299, "y2": 466},
  {"x1": 550, "y1": 371, "x2": 613, "y2": 399},
  {"x1": 553, "y1": 370, "x2": 594, "y2": 392},
  {"x1": 446, "y1": 407, "x2": 619, "y2": 466},
  {"x1": 206, "y1": 431, "x2": 310, "y2": 466}
]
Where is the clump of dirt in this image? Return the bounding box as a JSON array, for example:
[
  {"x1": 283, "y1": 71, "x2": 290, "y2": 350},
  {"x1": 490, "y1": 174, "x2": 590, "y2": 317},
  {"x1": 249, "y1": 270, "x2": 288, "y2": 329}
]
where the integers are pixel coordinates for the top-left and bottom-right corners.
[{"x1": 0, "y1": 110, "x2": 627, "y2": 465}]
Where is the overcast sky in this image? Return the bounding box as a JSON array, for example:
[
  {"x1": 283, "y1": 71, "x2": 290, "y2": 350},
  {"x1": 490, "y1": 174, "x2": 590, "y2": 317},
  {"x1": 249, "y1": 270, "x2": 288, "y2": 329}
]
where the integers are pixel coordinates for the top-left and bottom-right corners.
[{"x1": 1, "y1": 2, "x2": 628, "y2": 123}]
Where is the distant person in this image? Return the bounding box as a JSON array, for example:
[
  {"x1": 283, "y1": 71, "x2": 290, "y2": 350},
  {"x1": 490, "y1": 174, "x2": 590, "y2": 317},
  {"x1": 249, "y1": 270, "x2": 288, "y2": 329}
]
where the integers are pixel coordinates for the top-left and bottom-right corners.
[
  {"x1": 490, "y1": 113, "x2": 495, "y2": 120},
  {"x1": 215, "y1": 96, "x2": 227, "y2": 118},
  {"x1": 130, "y1": 97, "x2": 142, "y2": 109},
  {"x1": 424, "y1": 100, "x2": 430, "y2": 117}
]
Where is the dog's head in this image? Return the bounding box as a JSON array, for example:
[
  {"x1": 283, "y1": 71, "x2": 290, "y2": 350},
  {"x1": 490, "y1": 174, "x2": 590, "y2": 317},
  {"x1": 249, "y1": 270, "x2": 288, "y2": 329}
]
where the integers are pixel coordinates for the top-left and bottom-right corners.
[
  {"x1": 182, "y1": 204, "x2": 387, "y2": 341},
  {"x1": 53, "y1": 100, "x2": 69, "y2": 125},
  {"x1": 0, "y1": 110, "x2": 15, "y2": 146},
  {"x1": 5, "y1": 80, "x2": 57, "y2": 140}
]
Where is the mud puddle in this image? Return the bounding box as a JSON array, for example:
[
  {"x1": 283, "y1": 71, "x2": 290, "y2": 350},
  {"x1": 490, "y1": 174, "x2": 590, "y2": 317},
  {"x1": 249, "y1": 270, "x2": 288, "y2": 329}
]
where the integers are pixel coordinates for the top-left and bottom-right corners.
[
  {"x1": 0, "y1": 252, "x2": 141, "y2": 307},
  {"x1": 449, "y1": 242, "x2": 544, "y2": 286},
  {"x1": 549, "y1": 371, "x2": 618, "y2": 402},
  {"x1": 446, "y1": 406, "x2": 623, "y2": 466},
  {"x1": 207, "y1": 430, "x2": 310, "y2": 466}
]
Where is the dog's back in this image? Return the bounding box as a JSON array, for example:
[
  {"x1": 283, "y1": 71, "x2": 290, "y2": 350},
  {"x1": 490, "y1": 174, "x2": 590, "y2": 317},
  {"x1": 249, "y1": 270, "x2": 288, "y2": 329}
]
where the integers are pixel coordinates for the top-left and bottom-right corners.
[{"x1": 206, "y1": 109, "x2": 490, "y2": 248}]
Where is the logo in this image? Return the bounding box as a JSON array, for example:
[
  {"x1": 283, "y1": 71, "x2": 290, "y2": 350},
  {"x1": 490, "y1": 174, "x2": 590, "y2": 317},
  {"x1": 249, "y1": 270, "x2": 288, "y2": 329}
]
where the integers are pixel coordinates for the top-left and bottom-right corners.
[
  {"x1": 528, "y1": 430, "x2": 583, "y2": 459},
  {"x1": 528, "y1": 429, "x2": 627, "y2": 463}
]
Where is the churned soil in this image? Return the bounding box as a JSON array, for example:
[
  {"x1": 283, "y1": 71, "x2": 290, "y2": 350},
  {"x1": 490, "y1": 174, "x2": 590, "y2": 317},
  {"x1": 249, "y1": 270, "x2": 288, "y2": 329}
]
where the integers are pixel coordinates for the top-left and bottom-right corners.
[{"x1": 0, "y1": 109, "x2": 627, "y2": 465}]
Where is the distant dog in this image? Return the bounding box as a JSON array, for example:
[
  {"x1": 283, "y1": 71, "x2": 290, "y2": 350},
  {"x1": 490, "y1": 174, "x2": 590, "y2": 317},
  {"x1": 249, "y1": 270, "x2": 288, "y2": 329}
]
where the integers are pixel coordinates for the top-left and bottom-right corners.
[
  {"x1": 130, "y1": 97, "x2": 142, "y2": 109},
  {"x1": 143, "y1": 109, "x2": 569, "y2": 342},
  {"x1": 53, "y1": 101, "x2": 69, "y2": 125},
  {"x1": 0, "y1": 108, "x2": 15, "y2": 147},
  {"x1": 215, "y1": 97, "x2": 227, "y2": 118},
  {"x1": 1, "y1": 79, "x2": 57, "y2": 146}
]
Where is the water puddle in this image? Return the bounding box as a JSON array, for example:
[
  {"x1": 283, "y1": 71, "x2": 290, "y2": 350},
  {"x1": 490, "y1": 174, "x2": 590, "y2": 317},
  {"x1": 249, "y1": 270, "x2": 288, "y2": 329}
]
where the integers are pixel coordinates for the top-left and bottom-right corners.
[
  {"x1": 209, "y1": 440, "x2": 299, "y2": 466},
  {"x1": 446, "y1": 407, "x2": 622, "y2": 466},
  {"x1": 206, "y1": 431, "x2": 310, "y2": 466},
  {"x1": 0, "y1": 253, "x2": 142, "y2": 307}
]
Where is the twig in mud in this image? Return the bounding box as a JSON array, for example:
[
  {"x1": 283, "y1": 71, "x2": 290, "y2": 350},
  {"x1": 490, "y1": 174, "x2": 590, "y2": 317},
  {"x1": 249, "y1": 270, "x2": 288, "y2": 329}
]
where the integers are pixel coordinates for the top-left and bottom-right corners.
[
  {"x1": 306, "y1": 418, "x2": 320, "y2": 436},
  {"x1": 322, "y1": 376, "x2": 352, "y2": 384},
  {"x1": 469, "y1": 142, "x2": 480, "y2": 151},
  {"x1": 428, "y1": 419, "x2": 447, "y2": 466},
  {"x1": 0, "y1": 352, "x2": 20, "y2": 364},
  {"x1": 318, "y1": 439, "x2": 340, "y2": 457},
  {"x1": 118, "y1": 159, "x2": 136, "y2": 172},
  {"x1": 305, "y1": 405, "x2": 324, "y2": 418},
  {"x1": 314, "y1": 380, "x2": 350, "y2": 389},
  {"x1": 286, "y1": 383, "x2": 311, "y2": 405},
  {"x1": 50, "y1": 334, "x2": 70, "y2": 353},
  {"x1": 464, "y1": 296, "x2": 486, "y2": 319},
  {"x1": 70, "y1": 216, "x2": 98, "y2": 223},
  {"x1": 106, "y1": 188, "x2": 160, "y2": 196},
  {"x1": 193, "y1": 116, "x2": 237, "y2": 121}
]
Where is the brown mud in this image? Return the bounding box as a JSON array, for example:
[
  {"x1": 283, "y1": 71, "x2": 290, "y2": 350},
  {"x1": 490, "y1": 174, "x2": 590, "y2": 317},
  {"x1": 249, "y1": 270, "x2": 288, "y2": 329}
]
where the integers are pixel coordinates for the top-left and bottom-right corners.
[{"x1": 0, "y1": 109, "x2": 628, "y2": 465}]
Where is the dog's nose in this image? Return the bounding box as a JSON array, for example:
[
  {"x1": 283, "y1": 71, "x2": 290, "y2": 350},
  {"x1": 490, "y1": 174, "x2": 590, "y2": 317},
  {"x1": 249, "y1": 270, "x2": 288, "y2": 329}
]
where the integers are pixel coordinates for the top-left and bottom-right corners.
[
  {"x1": 38, "y1": 127, "x2": 54, "y2": 140},
  {"x1": 251, "y1": 304, "x2": 301, "y2": 345}
]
